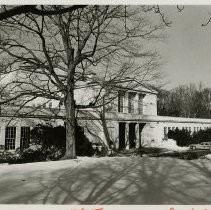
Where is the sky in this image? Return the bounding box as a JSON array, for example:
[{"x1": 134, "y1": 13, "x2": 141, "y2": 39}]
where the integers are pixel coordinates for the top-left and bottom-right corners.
[{"x1": 157, "y1": 5, "x2": 211, "y2": 90}]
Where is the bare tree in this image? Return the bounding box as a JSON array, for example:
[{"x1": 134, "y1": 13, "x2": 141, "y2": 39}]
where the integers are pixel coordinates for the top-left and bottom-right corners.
[
  {"x1": 0, "y1": 5, "x2": 165, "y2": 159},
  {"x1": 158, "y1": 83, "x2": 211, "y2": 118}
]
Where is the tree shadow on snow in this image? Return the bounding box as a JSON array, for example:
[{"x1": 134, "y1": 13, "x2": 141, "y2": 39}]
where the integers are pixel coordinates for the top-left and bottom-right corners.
[{"x1": 0, "y1": 157, "x2": 211, "y2": 204}]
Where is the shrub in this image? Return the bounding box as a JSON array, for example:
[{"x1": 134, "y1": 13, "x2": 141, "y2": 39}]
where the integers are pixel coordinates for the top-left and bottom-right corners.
[
  {"x1": 0, "y1": 151, "x2": 22, "y2": 164},
  {"x1": 20, "y1": 148, "x2": 47, "y2": 163},
  {"x1": 168, "y1": 128, "x2": 192, "y2": 146},
  {"x1": 192, "y1": 128, "x2": 211, "y2": 144},
  {"x1": 167, "y1": 128, "x2": 211, "y2": 148},
  {"x1": 46, "y1": 146, "x2": 64, "y2": 160},
  {"x1": 31, "y1": 123, "x2": 94, "y2": 157},
  {"x1": 30, "y1": 124, "x2": 66, "y2": 150}
]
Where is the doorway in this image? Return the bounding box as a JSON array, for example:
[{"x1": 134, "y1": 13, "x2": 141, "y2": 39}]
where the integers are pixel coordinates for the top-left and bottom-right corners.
[
  {"x1": 119, "y1": 122, "x2": 126, "y2": 150},
  {"x1": 129, "y1": 123, "x2": 136, "y2": 148}
]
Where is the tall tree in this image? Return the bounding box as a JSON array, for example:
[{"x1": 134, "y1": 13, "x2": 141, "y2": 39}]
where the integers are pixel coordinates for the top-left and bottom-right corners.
[
  {"x1": 158, "y1": 83, "x2": 211, "y2": 118},
  {"x1": 0, "y1": 5, "x2": 164, "y2": 158}
]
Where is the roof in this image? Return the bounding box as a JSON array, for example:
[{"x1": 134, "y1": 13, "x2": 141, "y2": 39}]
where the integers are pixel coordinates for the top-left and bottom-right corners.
[{"x1": 0, "y1": 105, "x2": 65, "y2": 119}]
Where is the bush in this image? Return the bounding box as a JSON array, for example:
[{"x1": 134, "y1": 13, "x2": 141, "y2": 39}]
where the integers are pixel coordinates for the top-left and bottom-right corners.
[
  {"x1": 20, "y1": 148, "x2": 47, "y2": 163},
  {"x1": 167, "y1": 127, "x2": 211, "y2": 149},
  {"x1": 168, "y1": 128, "x2": 192, "y2": 146},
  {"x1": 46, "y1": 146, "x2": 64, "y2": 160},
  {"x1": 31, "y1": 123, "x2": 94, "y2": 157},
  {"x1": 30, "y1": 124, "x2": 66, "y2": 150},
  {"x1": 192, "y1": 128, "x2": 211, "y2": 144},
  {"x1": 0, "y1": 150, "x2": 22, "y2": 164},
  {"x1": 0, "y1": 147, "x2": 52, "y2": 164},
  {"x1": 0, "y1": 123, "x2": 96, "y2": 164}
]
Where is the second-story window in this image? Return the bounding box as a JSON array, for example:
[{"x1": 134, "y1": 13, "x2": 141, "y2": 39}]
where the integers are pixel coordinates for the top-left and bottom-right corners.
[
  {"x1": 128, "y1": 92, "x2": 136, "y2": 113},
  {"x1": 118, "y1": 91, "x2": 124, "y2": 113},
  {"x1": 138, "y1": 94, "x2": 144, "y2": 115}
]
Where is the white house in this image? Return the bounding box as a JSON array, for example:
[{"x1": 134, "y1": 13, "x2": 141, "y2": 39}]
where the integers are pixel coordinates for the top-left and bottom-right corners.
[{"x1": 1, "y1": 84, "x2": 211, "y2": 151}]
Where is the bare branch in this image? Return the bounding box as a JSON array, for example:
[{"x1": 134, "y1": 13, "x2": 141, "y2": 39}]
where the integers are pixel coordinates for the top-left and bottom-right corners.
[{"x1": 0, "y1": 5, "x2": 87, "y2": 21}]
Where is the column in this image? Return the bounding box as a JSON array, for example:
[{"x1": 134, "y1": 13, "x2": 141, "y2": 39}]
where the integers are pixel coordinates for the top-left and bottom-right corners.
[
  {"x1": 135, "y1": 123, "x2": 140, "y2": 148},
  {"x1": 125, "y1": 123, "x2": 129, "y2": 149},
  {"x1": 114, "y1": 122, "x2": 119, "y2": 149}
]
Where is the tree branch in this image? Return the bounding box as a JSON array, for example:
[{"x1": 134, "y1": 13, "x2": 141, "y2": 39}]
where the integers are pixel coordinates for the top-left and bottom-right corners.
[{"x1": 0, "y1": 5, "x2": 87, "y2": 21}]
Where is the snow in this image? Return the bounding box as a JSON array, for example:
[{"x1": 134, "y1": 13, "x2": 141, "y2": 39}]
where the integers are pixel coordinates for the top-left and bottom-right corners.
[
  {"x1": 0, "y1": 156, "x2": 211, "y2": 204},
  {"x1": 205, "y1": 154, "x2": 211, "y2": 160},
  {"x1": 157, "y1": 139, "x2": 189, "y2": 151}
]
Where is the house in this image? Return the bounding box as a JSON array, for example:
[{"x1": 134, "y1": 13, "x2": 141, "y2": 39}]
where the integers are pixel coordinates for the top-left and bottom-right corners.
[
  {"x1": 0, "y1": 105, "x2": 64, "y2": 151},
  {"x1": 1, "y1": 83, "x2": 211, "y2": 151},
  {"x1": 77, "y1": 84, "x2": 211, "y2": 149}
]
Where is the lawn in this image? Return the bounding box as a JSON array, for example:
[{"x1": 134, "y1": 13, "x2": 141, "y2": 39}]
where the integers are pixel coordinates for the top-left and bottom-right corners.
[{"x1": 0, "y1": 156, "x2": 211, "y2": 204}]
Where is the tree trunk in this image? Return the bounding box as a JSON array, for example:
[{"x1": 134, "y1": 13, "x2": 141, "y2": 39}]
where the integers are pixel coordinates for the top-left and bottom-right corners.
[
  {"x1": 100, "y1": 113, "x2": 113, "y2": 148},
  {"x1": 64, "y1": 87, "x2": 76, "y2": 159},
  {"x1": 100, "y1": 97, "x2": 114, "y2": 151}
]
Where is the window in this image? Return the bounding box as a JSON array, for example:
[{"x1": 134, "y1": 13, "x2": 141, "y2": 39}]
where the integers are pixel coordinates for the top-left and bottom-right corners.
[
  {"x1": 128, "y1": 92, "x2": 136, "y2": 114},
  {"x1": 20, "y1": 127, "x2": 30, "y2": 149},
  {"x1": 138, "y1": 94, "x2": 144, "y2": 115},
  {"x1": 118, "y1": 91, "x2": 124, "y2": 113},
  {"x1": 5, "y1": 127, "x2": 16, "y2": 150}
]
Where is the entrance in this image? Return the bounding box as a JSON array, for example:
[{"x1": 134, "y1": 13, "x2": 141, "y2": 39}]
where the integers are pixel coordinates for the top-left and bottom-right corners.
[
  {"x1": 119, "y1": 123, "x2": 126, "y2": 150},
  {"x1": 129, "y1": 123, "x2": 136, "y2": 148}
]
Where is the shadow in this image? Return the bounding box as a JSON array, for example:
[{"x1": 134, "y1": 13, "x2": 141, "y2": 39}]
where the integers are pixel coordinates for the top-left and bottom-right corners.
[{"x1": 0, "y1": 157, "x2": 211, "y2": 204}]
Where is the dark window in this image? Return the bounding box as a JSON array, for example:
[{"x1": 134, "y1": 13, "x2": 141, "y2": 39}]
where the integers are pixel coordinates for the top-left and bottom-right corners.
[
  {"x1": 128, "y1": 92, "x2": 136, "y2": 114},
  {"x1": 138, "y1": 94, "x2": 144, "y2": 115},
  {"x1": 20, "y1": 127, "x2": 30, "y2": 149},
  {"x1": 5, "y1": 127, "x2": 16, "y2": 150}
]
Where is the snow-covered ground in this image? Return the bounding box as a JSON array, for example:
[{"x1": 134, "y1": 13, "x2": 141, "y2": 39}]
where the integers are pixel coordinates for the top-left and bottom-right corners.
[
  {"x1": 157, "y1": 139, "x2": 189, "y2": 151},
  {"x1": 0, "y1": 156, "x2": 211, "y2": 204}
]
